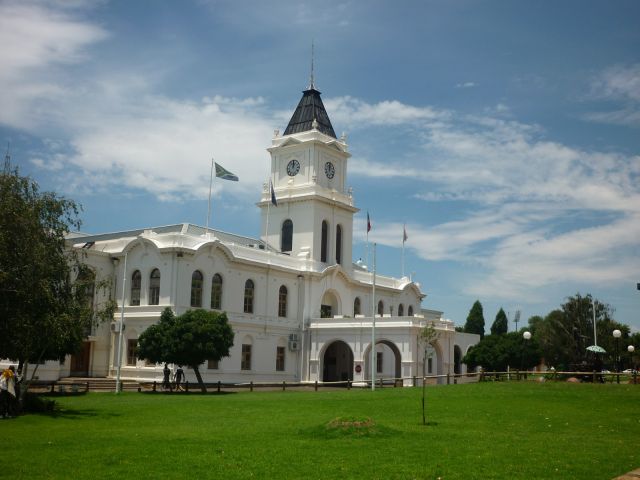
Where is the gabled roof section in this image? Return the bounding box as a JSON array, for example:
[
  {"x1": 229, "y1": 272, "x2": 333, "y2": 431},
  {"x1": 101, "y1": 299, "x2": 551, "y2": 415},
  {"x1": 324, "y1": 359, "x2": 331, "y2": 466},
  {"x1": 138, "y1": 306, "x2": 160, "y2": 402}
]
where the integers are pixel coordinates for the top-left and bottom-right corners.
[{"x1": 283, "y1": 88, "x2": 337, "y2": 139}]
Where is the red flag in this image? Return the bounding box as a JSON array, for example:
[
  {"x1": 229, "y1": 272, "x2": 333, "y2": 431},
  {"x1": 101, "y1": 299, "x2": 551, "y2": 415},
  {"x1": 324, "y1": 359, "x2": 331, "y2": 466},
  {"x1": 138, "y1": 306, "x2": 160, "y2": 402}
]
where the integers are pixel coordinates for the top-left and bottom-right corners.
[{"x1": 367, "y1": 211, "x2": 371, "y2": 233}]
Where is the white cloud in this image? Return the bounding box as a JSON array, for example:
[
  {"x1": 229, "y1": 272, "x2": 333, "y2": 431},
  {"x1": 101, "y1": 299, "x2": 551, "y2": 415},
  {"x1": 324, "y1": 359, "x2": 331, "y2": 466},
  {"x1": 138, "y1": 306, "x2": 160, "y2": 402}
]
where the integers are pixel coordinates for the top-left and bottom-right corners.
[
  {"x1": 324, "y1": 96, "x2": 448, "y2": 129},
  {"x1": 344, "y1": 97, "x2": 640, "y2": 300},
  {"x1": 585, "y1": 64, "x2": 640, "y2": 127},
  {"x1": 0, "y1": 2, "x2": 107, "y2": 130},
  {"x1": 455, "y1": 82, "x2": 477, "y2": 89},
  {"x1": 591, "y1": 64, "x2": 640, "y2": 102}
]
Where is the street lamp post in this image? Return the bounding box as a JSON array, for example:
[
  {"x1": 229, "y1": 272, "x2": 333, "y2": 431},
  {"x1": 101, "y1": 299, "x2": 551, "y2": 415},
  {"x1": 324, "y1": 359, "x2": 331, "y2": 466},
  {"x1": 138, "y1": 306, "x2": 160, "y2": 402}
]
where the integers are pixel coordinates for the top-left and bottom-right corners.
[
  {"x1": 628, "y1": 345, "x2": 636, "y2": 380},
  {"x1": 521, "y1": 331, "x2": 532, "y2": 379},
  {"x1": 613, "y1": 329, "x2": 621, "y2": 384}
]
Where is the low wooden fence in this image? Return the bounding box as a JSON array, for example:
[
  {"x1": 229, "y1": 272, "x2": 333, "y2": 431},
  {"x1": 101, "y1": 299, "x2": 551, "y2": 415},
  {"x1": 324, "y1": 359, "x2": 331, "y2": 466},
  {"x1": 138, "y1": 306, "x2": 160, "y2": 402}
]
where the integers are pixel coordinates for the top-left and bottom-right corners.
[{"x1": 28, "y1": 369, "x2": 638, "y2": 395}]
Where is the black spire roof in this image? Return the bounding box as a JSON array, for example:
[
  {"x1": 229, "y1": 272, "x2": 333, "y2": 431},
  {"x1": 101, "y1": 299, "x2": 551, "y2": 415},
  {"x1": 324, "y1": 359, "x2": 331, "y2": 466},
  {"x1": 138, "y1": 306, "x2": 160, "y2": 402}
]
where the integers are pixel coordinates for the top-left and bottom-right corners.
[{"x1": 283, "y1": 88, "x2": 337, "y2": 139}]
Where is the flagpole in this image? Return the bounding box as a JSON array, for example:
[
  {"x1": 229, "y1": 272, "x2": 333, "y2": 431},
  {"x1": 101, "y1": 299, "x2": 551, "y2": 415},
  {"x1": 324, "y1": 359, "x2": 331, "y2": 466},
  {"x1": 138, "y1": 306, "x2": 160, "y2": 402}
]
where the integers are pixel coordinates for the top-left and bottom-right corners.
[
  {"x1": 206, "y1": 158, "x2": 214, "y2": 233},
  {"x1": 115, "y1": 252, "x2": 127, "y2": 394},
  {"x1": 402, "y1": 224, "x2": 405, "y2": 278},
  {"x1": 366, "y1": 230, "x2": 369, "y2": 269},
  {"x1": 371, "y1": 242, "x2": 376, "y2": 391},
  {"x1": 265, "y1": 180, "x2": 271, "y2": 248}
]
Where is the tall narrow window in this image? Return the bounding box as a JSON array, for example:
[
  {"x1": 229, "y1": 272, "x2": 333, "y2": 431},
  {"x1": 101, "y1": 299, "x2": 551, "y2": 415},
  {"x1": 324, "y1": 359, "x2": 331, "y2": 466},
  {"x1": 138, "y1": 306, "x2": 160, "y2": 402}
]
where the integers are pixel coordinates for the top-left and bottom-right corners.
[
  {"x1": 127, "y1": 339, "x2": 138, "y2": 366},
  {"x1": 130, "y1": 270, "x2": 141, "y2": 306},
  {"x1": 276, "y1": 346, "x2": 285, "y2": 371},
  {"x1": 211, "y1": 273, "x2": 223, "y2": 310},
  {"x1": 353, "y1": 297, "x2": 361, "y2": 316},
  {"x1": 336, "y1": 224, "x2": 342, "y2": 264},
  {"x1": 278, "y1": 285, "x2": 287, "y2": 317},
  {"x1": 244, "y1": 279, "x2": 254, "y2": 313},
  {"x1": 398, "y1": 303, "x2": 404, "y2": 317},
  {"x1": 241, "y1": 344, "x2": 252, "y2": 370},
  {"x1": 281, "y1": 219, "x2": 293, "y2": 252},
  {"x1": 321, "y1": 220, "x2": 328, "y2": 262},
  {"x1": 78, "y1": 268, "x2": 95, "y2": 337},
  {"x1": 78, "y1": 268, "x2": 95, "y2": 311},
  {"x1": 408, "y1": 305, "x2": 414, "y2": 316},
  {"x1": 149, "y1": 269, "x2": 160, "y2": 305},
  {"x1": 376, "y1": 352, "x2": 383, "y2": 373},
  {"x1": 190, "y1": 270, "x2": 203, "y2": 307},
  {"x1": 377, "y1": 300, "x2": 384, "y2": 316}
]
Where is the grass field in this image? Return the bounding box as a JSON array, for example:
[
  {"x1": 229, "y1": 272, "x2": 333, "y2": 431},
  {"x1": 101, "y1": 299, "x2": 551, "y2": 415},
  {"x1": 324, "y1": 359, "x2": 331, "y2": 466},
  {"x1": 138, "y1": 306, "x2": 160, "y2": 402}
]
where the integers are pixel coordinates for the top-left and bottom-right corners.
[{"x1": 3, "y1": 382, "x2": 639, "y2": 479}]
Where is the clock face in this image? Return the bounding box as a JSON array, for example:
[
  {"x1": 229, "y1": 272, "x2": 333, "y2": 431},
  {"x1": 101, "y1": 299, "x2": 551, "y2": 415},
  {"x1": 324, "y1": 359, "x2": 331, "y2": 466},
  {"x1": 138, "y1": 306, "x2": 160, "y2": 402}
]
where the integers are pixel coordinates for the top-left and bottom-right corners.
[
  {"x1": 286, "y1": 159, "x2": 300, "y2": 176},
  {"x1": 324, "y1": 161, "x2": 335, "y2": 179}
]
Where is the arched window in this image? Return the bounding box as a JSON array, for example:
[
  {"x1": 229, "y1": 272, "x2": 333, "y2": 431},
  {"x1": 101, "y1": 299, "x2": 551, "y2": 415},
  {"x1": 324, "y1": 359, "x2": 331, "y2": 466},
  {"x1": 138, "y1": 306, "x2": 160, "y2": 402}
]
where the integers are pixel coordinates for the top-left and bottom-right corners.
[
  {"x1": 321, "y1": 220, "x2": 328, "y2": 262},
  {"x1": 244, "y1": 279, "x2": 254, "y2": 313},
  {"x1": 398, "y1": 304, "x2": 404, "y2": 316},
  {"x1": 353, "y1": 297, "x2": 361, "y2": 316},
  {"x1": 377, "y1": 300, "x2": 384, "y2": 316},
  {"x1": 281, "y1": 219, "x2": 293, "y2": 252},
  {"x1": 130, "y1": 270, "x2": 141, "y2": 306},
  {"x1": 149, "y1": 269, "x2": 160, "y2": 305},
  {"x1": 211, "y1": 274, "x2": 222, "y2": 310},
  {"x1": 408, "y1": 305, "x2": 414, "y2": 317},
  {"x1": 278, "y1": 285, "x2": 287, "y2": 317},
  {"x1": 190, "y1": 270, "x2": 203, "y2": 307},
  {"x1": 336, "y1": 224, "x2": 342, "y2": 264}
]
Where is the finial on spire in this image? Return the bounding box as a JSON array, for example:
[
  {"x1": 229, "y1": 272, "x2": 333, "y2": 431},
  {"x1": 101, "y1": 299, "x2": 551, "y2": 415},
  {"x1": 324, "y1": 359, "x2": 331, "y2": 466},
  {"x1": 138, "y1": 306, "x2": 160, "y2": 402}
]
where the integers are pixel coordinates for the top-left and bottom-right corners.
[{"x1": 309, "y1": 40, "x2": 315, "y2": 90}]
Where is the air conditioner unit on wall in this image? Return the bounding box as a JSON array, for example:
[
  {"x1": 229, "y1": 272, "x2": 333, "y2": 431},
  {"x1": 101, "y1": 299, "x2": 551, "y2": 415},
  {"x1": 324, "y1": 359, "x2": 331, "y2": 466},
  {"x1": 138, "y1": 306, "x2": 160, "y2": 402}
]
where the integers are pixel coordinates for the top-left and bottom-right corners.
[{"x1": 288, "y1": 340, "x2": 299, "y2": 351}]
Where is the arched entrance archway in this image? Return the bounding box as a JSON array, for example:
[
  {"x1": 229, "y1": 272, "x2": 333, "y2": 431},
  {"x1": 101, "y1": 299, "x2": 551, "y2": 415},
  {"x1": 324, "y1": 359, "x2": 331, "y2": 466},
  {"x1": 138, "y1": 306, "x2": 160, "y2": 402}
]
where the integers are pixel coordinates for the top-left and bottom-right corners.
[
  {"x1": 363, "y1": 340, "x2": 402, "y2": 381},
  {"x1": 454, "y1": 345, "x2": 462, "y2": 374},
  {"x1": 322, "y1": 341, "x2": 354, "y2": 382}
]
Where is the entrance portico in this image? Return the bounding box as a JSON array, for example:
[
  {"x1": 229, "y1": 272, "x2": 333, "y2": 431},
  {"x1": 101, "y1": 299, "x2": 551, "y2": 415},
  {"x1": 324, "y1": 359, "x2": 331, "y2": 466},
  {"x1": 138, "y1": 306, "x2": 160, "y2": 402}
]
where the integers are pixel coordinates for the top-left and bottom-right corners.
[{"x1": 307, "y1": 313, "x2": 457, "y2": 385}]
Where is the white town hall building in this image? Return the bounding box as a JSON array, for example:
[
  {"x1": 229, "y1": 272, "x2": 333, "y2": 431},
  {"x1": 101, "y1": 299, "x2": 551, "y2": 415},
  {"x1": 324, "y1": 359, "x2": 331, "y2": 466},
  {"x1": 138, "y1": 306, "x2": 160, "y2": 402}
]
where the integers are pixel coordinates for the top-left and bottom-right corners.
[{"x1": 27, "y1": 82, "x2": 479, "y2": 385}]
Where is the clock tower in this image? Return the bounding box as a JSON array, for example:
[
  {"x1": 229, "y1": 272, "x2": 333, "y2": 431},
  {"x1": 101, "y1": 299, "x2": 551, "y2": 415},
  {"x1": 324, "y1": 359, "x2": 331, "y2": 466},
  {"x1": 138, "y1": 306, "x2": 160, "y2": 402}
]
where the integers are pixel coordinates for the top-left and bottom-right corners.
[{"x1": 258, "y1": 85, "x2": 358, "y2": 269}]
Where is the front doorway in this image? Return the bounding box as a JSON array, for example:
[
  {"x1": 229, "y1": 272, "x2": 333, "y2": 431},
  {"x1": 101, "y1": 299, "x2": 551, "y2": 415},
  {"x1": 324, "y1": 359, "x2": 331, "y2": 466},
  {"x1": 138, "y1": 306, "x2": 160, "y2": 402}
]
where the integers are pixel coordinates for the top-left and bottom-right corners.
[
  {"x1": 364, "y1": 340, "x2": 402, "y2": 380},
  {"x1": 70, "y1": 341, "x2": 91, "y2": 377},
  {"x1": 322, "y1": 341, "x2": 354, "y2": 382}
]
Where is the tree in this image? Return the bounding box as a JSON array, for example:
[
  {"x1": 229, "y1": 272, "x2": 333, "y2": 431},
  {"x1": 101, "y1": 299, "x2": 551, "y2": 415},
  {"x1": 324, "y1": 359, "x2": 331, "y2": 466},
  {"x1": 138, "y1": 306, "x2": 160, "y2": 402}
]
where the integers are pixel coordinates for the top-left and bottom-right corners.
[
  {"x1": 529, "y1": 294, "x2": 623, "y2": 370},
  {"x1": 463, "y1": 332, "x2": 541, "y2": 372},
  {"x1": 137, "y1": 307, "x2": 234, "y2": 392},
  {"x1": 464, "y1": 300, "x2": 485, "y2": 339},
  {"x1": 419, "y1": 321, "x2": 439, "y2": 426},
  {"x1": 0, "y1": 164, "x2": 112, "y2": 408},
  {"x1": 490, "y1": 308, "x2": 508, "y2": 335}
]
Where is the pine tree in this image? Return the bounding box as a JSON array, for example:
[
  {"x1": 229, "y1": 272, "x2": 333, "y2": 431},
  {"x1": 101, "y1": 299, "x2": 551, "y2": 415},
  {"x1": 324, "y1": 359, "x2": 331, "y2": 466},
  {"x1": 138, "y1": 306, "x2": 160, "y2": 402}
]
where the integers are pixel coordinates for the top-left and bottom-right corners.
[
  {"x1": 491, "y1": 308, "x2": 508, "y2": 335},
  {"x1": 464, "y1": 300, "x2": 485, "y2": 339}
]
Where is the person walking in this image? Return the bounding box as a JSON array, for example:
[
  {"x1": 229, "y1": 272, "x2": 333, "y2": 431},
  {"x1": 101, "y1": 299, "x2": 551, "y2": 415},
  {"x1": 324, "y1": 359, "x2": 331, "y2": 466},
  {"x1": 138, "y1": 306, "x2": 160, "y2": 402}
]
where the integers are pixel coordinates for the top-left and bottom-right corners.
[
  {"x1": 162, "y1": 363, "x2": 173, "y2": 391},
  {"x1": 175, "y1": 365, "x2": 185, "y2": 391},
  {"x1": 0, "y1": 366, "x2": 17, "y2": 418}
]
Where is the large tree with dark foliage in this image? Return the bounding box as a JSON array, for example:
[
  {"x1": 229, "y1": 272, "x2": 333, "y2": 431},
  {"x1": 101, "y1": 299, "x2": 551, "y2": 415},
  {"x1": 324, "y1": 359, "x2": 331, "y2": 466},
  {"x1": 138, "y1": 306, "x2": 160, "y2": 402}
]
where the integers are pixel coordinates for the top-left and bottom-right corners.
[
  {"x1": 463, "y1": 331, "x2": 541, "y2": 372},
  {"x1": 528, "y1": 293, "x2": 627, "y2": 370},
  {"x1": 464, "y1": 300, "x2": 486, "y2": 339},
  {"x1": 0, "y1": 163, "x2": 113, "y2": 408},
  {"x1": 490, "y1": 308, "x2": 509, "y2": 335},
  {"x1": 137, "y1": 308, "x2": 234, "y2": 392}
]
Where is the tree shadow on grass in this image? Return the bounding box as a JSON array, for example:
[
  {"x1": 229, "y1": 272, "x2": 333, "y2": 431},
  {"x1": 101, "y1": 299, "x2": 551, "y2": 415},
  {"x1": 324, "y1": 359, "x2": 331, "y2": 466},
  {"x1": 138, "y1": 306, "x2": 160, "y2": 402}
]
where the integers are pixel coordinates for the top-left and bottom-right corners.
[{"x1": 32, "y1": 408, "x2": 122, "y2": 420}]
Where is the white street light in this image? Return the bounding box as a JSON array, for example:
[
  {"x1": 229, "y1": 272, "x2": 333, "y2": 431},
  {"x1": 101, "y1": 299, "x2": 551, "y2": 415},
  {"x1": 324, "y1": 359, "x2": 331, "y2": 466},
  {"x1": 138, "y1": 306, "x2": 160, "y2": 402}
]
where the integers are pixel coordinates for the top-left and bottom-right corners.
[
  {"x1": 523, "y1": 331, "x2": 532, "y2": 340},
  {"x1": 613, "y1": 329, "x2": 622, "y2": 383}
]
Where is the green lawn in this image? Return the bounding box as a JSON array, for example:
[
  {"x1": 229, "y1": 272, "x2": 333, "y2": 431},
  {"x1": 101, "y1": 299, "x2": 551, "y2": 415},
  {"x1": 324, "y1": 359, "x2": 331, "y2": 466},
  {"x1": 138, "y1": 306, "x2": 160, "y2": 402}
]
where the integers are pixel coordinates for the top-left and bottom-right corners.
[{"x1": 4, "y1": 382, "x2": 639, "y2": 479}]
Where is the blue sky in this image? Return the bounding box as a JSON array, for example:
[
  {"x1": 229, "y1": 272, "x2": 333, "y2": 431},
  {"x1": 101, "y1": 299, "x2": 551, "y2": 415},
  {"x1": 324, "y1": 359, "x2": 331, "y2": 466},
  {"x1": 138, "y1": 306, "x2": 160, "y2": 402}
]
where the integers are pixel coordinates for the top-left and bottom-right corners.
[{"x1": 1, "y1": 0, "x2": 639, "y2": 334}]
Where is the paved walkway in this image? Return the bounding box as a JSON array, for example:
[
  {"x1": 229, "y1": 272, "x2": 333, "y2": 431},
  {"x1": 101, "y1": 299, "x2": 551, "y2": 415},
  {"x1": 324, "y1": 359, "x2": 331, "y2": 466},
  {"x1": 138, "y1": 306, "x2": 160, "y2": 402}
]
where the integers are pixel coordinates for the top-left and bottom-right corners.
[{"x1": 614, "y1": 468, "x2": 640, "y2": 479}]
